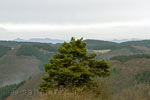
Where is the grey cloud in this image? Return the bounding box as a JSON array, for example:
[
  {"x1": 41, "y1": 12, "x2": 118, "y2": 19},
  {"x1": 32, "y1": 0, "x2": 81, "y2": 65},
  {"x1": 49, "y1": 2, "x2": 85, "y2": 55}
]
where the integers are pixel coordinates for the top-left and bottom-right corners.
[
  {"x1": 0, "y1": 0, "x2": 150, "y2": 40},
  {"x1": 0, "y1": 0, "x2": 150, "y2": 24},
  {"x1": 0, "y1": 28, "x2": 7, "y2": 32}
]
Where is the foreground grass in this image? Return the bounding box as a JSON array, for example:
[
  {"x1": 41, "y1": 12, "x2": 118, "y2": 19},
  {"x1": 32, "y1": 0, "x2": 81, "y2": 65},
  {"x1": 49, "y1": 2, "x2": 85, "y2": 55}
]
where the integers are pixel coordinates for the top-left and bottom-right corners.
[
  {"x1": 33, "y1": 79, "x2": 111, "y2": 100},
  {"x1": 33, "y1": 89, "x2": 101, "y2": 100}
]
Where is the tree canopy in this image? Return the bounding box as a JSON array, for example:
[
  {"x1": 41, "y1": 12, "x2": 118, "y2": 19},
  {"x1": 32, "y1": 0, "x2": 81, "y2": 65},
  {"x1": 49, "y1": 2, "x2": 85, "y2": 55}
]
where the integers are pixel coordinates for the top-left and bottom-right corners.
[{"x1": 39, "y1": 37, "x2": 110, "y2": 92}]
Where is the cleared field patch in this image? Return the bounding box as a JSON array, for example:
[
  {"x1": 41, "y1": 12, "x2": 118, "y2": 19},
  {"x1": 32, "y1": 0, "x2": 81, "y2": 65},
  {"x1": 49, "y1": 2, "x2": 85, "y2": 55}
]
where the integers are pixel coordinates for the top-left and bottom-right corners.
[{"x1": 93, "y1": 49, "x2": 111, "y2": 54}]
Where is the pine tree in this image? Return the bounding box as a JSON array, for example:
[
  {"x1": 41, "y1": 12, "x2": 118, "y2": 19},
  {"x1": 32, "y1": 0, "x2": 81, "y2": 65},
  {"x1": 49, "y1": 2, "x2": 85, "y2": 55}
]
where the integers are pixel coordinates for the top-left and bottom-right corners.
[{"x1": 39, "y1": 37, "x2": 110, "y2": 92}]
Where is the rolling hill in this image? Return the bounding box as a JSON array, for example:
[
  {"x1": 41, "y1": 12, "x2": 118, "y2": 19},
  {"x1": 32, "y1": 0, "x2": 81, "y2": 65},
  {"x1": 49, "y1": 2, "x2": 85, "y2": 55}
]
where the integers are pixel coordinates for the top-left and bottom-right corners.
[{"x1": 1, "y1": 39, "x2": 150, "y2": 100}]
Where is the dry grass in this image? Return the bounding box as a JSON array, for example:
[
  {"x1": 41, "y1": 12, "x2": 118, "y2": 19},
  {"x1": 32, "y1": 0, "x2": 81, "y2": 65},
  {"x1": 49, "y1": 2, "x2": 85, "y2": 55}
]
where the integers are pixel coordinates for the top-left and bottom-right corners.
[
  {"x1": 33, "y1": 89, "x2": 99, "y2": 100},
  {"x1": 33, "y1": 79, "x2": 111, "y2": 100},
  {"x1": 112, "y1": 84, "x2": 150, "y2": 100}
]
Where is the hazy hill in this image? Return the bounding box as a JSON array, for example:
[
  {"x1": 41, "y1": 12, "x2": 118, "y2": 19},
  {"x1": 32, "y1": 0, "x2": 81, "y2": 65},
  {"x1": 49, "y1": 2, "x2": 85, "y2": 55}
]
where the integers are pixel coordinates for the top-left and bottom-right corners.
[
  {"x1": 122, "y1": 39, "x2": 150, "y2": 47},
  {"x1": 84, "y1": 39, "x2": 120, "y2": 50},
  {"x1": 110, "y1": 38, "x2": 142, "y2": 43},
  {"x1": 14, "y1": 38, "x2": 66, "y2": 44}
]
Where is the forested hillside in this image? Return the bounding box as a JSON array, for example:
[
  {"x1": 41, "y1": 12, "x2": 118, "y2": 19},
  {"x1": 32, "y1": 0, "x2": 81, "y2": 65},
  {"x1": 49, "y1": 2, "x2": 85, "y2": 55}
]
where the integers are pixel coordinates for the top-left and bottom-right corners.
[
  {"x1": 0, "y1": 45, "x2": 11, "y2": 57},
  {"x1": 122, "y1": 40, "x2": 150, "y2": 47},
  {"x1": 110, "y1": 54, "x2": 150, "y2": 62},
  {"x1": 0, "y1": 81, "x2": 24, "y2": 100},
  {"x1": 84, "y1": 39, "x2": 120, "y2": 50},
  {"x1": 1, "y1": 39, "x2": 150, "y2": 100},
  {"x1": 9, "y1": 54, "x2": 150, "y2": 100}
]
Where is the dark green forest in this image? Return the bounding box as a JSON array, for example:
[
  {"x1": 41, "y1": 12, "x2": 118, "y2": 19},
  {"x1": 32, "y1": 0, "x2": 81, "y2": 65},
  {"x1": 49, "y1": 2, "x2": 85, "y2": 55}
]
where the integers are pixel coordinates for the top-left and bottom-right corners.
[
  {"x1": 0, "y1": 81, "x2": 24, "y2": 100},
  {"x1": 110, "y1": 54, "x2": 150, "y2": 63},
  {"x1": 0, "y1": 45, "x2": 11, "y2": 57}
]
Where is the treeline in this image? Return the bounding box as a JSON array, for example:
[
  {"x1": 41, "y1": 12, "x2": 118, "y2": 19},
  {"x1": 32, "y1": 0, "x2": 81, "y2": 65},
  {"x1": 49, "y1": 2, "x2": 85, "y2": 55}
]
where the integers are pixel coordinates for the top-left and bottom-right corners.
[
  {"x1": 0, "y1": 45, "x2": 11, "y2": 57},
  {"x1": 122, "y1": 40, "x2": 150, "y2": 47},
  {"x1": 110, "y1": 54, "x2": 150, "y2": 63},
  {"x1": 0, "y1": 81, "x2": 24, "y2": 100},
  {"x1": 16, "y1": 45, "x2": 56, "y2": 70},
  {"x1": 0, "y1": 41, "x2": 20, "y2": 47},
  {"x1": 31, "y1": 43, "x2": 60, "y2": 52},
  {"x1": 84, "y1": 39, "x2": 120, "y2": 50}
]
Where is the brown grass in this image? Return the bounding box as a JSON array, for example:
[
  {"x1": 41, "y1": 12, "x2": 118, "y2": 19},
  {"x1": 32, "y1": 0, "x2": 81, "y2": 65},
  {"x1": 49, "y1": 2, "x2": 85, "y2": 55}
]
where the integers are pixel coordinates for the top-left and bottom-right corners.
[
  {"x1": 33, "y1": 89, "x2": 99, "y2": 100},
  {"x1": 112, "y1": 84, "x2": 150, "y2": 100},
  {"x1": 33, "y1": 79, "x2": 111, "y2": 100}
]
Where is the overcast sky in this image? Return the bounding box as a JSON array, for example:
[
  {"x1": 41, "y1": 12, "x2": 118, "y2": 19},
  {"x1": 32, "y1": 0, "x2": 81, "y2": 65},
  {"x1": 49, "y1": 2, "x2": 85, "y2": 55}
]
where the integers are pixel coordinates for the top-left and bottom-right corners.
[{"x1": 0, "y1": 0, "x2": 150, "y2": 40}]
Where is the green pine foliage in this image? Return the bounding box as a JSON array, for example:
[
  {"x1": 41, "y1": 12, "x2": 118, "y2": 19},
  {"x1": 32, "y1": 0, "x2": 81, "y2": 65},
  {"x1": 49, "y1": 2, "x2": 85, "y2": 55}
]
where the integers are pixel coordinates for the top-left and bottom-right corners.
[{"x1": 39, "y1": 37, "x2": 110, "y2": 92}]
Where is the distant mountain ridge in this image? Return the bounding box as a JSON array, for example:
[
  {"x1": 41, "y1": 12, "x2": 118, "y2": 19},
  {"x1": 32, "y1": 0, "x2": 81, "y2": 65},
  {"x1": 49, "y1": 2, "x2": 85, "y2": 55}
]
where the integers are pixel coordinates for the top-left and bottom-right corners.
[
  {"x1": 110, "y1": 38, "x2": 143, "y2": 43},
  {"x1": 13, "y1": 38, "x2": 146, "y2": 44},
  {"x1": 14, "y1": 38, "x2": 67, "y2": 44}
]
